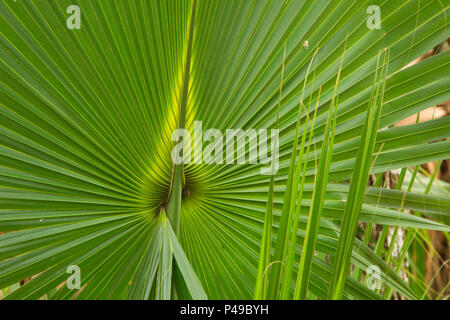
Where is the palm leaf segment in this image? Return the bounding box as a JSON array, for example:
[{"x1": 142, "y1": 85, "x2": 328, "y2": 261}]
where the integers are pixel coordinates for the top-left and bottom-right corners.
[{"x1": 0, "y1": 0, "x2": 449, "y2": 299}]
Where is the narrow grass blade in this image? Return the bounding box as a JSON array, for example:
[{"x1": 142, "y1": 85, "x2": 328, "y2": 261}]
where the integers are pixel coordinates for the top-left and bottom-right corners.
[
  {"x1": 254, "y1": 177, "x2": 274, "y2": 300},
  {"x1": 255, "y1": 44, "x2": 286, "y2": 300},
  {"x1": 280, "y1": 86, "x2": 321, "y2": 299},
  {"x1": 294, "y1": 41, "x2": 347, "y2": 300},
  {"x1": 328, "y1": 49, "x2": 390, "y2": 300},
  {"x1": 267, "y1": 45, "x2": 318, "y2": 299}
]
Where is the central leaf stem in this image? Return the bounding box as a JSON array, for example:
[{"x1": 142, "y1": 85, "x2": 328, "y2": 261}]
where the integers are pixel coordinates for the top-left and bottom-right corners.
[{"x1": 166, "y1": 0, "x2": 197, "y2": 236}]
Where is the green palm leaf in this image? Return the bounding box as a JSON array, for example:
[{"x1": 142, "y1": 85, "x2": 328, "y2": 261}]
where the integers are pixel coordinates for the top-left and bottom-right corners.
[{"x1": 1, "y1": 0, "x2": 449, "y2": 300}]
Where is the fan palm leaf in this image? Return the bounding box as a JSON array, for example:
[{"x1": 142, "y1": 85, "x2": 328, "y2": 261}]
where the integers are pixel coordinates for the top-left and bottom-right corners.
[{"x1": 0, "y1": 0, "x2": 449, "y2": 300}]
